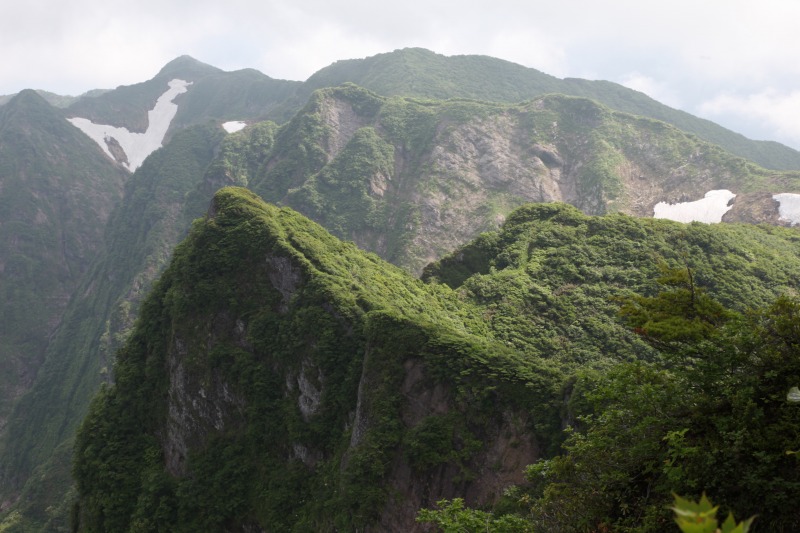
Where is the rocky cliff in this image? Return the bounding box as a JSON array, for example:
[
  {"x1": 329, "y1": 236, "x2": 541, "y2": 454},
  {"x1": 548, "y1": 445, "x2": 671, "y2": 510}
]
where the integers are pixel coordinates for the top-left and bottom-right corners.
[
  {"x1": 72, "y1": 188, "x2": 559, "y2": 531},
  {"x1": 240, "y1": 86, "x2": 800, "y2": 273}
]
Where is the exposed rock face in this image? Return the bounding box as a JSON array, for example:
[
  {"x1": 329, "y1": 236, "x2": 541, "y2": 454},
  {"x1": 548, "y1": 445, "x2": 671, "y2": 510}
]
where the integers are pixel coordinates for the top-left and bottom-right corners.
[
  {"x1": 296, "y1": 361, "x2": 323, "y2": 421},
  {"x1": 319, "y1": 97, "x2": 368, "y2": 161},
  {"x1": 370, "y1": 359, "x2": 539, "y2": 532},
  {"x1": 165, "y1": 336, "x2": 246, "y2": 477},
  {"x1": 253, "y1": 88, "x2": 800, "y2": 274},
  {"x1": 265, "y1": 256, "x2": 302, "y2": 313},
  {"x1": 409, "y1": 116, "x2": 566, "y2": 268}
]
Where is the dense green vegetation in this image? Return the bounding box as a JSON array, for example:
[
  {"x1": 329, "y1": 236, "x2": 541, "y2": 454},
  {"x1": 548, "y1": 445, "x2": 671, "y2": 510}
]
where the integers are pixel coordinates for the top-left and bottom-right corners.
[
  {"x1": 71, "y1": 190, "x2": 800, "y2": 531},
  {"x1": 521, "y1": 288, "x2": 800, "y2": 531},
  {"x1": 420, "y1": 207, "x2": 800, "y2": 531},
  {"x1": 6, "y1": 49, "x2": 800, "y2": 532},
  {"x1": 297, "y1": 48, "x2": 800, "y2": 170},
  {"x1": 246, "y1": 84, "x2": 800, "y2": 274},
  {"x1": 0, "y1": 124, "x2": 225, "y2": 531},
  {"x1": 72, "y1": 188, "x2": 560, "y2": 531},
  {"x1": 0, "y1": 88, "x2": 127, "y2": 456}
]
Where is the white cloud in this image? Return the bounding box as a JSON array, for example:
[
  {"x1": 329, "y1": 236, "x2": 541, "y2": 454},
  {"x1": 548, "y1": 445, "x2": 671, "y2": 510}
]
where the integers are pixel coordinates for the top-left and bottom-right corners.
[
  {"x1": 698, "y1": 89, "x2": 800, "y2": 149},
  {"x1": 618, "y1": 72, "x2": 683, "y2": 108},
  {"x1": 484, "y1": 31, "x2": 569, "y2": 78}
]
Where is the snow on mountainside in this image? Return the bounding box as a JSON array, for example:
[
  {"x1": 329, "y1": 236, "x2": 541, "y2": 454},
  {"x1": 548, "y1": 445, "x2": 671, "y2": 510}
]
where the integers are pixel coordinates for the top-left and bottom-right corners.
[
  {"x1": 67, "y1": 79, "x2": 191, "y2": 171},
  {"x1": 653, "y1": 190, "x2": 736, "y2": 223},
  {"x1": 774, "y1": 193, "x2": 800, "y2": 225},
  {"x1": 653, "y1": 191, "x2": 800, "y2": 225},
  {"x1": 222, "y1": 121, "x2": 247, "y2": 133}
]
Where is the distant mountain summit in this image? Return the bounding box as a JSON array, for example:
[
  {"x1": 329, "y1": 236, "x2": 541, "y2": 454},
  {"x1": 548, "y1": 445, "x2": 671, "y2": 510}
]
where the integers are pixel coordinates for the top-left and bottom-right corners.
[
  {"x1": 61, "y1": 55, "x2": 299, "y2": 169},
  {"x1": 154, "y1": 54, "x2": 224, "y2": 80},
  {"x1": 295, "y1": 48, "x2": 800, "y2": 170}
]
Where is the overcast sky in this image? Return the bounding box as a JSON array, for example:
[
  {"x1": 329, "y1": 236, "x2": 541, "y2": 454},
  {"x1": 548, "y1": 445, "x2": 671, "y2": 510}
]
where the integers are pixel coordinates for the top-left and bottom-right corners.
[{"x1": 2, "y1": 0, "x2": 799, "y2": 150}]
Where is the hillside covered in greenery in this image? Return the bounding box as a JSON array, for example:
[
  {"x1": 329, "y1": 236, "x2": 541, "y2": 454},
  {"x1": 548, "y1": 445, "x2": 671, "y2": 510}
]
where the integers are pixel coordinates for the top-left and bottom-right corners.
[
  {"x1": 71, "y1": 188, "x2": 800, "y2": 531},
  {"x1": 0, "y1": 123, "x2": 225, "y2": 530},
  {"x1": 0, "y1": 88, "x2": 127, "y2": 454},
  {"x1": 217, "y1": 84, "x2": 800, "y2": 273},
  {"x1": 5, "y1": 48, "x2": 799, "y2": 170},
  {"x1": 293, "y1": 48, "x2": 800, "y2": 171},
  {"x1": 3, "y1": 49, "x2": 800, "y2": 531}
]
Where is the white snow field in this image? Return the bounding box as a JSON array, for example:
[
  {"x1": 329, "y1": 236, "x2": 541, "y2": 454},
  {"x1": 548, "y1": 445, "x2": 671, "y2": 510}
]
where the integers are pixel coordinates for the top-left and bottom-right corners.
[
  {"x1": 653, "y1": 190, "x2": 736, "y2": 223},
  {"x1": 222, "y1": 121, "x2": 247, "y2": 133},
  {"x1": 68, "y1": 79, "x2": 192, "y2": 172},
  {"x1": 773, "y1": 193, "x2": 800, "y2": 225}
]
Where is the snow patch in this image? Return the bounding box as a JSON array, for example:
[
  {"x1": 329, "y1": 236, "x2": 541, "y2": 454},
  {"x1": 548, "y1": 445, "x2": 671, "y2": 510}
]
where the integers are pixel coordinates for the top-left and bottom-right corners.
[
  {"x1": 67, "y1": 79, "x2": 192, "y2": 172},
  {"x1": 773, "y1": 193, "x2": 800, "y2": 225},
  {"x1": 222, "y1": 121, "x2": 247, "y2": 133},
  {"x1": 653, "y1": 190, "x2": 736, "y2": 223}
]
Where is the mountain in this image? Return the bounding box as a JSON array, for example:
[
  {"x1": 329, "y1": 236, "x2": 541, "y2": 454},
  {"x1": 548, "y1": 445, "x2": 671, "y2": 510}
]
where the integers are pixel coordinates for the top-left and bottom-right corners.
[
  {"x1": 0, "y1": 89, "x2": 110, "y2": 109},
  {"x1": 2, "y1": 50, "x2": 800, "y2": 530},
  {"x1": 63, "y1": 56, "x2": 299, "y2": 171},
  {"x1": 0, "y1": 89, "x2": 127, "y2": 445},
  {"x1": 0, "y1": 123, "x2": 225, "y2": 530},
  {"x1": 240, "y1": 85, "x2": 800, "y2": 272},
  {"x1": 292, "y1": 48, "x2": 800, "y2": 171},
  {"x1": 70, "y1": 188, "x2": 800, "y2": 531},
  {"x1": 8, "y1": 49, "x2": 800, "y2": 171}
]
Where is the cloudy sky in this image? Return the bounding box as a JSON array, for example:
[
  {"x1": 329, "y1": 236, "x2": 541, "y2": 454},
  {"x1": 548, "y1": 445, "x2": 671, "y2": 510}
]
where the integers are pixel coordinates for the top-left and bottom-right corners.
[{"x1": 3, "y1": 0, "x2": 799, "y2": 149}]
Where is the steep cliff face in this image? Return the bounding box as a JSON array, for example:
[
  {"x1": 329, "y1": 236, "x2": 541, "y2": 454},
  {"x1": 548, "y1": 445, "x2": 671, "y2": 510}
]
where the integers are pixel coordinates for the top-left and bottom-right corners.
[{"x1": 72, "y1": 188, "x2": 560, "y2": 532}]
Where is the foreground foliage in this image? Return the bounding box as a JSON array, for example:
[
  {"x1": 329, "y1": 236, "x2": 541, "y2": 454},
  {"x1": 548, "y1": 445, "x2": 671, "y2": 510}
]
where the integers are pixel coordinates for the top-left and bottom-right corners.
[
  {"x1": 71, "y1": 193, "x2": 800, "y2": 531},
  {"x1": 524, "y1": 289, "x2": 800, "y2": 531},
  {"x1": 672, "y1": 494, "x2": 755, "y2": 533}
]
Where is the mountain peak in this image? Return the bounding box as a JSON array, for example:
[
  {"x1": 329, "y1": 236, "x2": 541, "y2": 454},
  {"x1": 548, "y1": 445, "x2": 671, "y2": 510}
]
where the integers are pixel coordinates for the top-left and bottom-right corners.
[
  {"x1": 0, "y1": 88, "x2": 59, "y2": 126},
  {"x1": 155, "y1": 55, "x2": 222, "y2": 81},
  {"x1": 7, "y1": 88, "x2": 51, "y2": 108}
]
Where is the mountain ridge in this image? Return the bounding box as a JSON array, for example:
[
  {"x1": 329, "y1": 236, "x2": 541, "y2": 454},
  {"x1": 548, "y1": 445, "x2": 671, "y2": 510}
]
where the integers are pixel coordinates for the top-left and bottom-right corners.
[{"x1": 4, "y1": 48, "x2": 799, "y2": 170}]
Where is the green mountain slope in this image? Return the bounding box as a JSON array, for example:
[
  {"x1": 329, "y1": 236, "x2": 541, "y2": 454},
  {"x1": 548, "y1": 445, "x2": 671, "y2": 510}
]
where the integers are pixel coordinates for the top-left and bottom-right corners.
[
  {"x1": 0, "y1": 90, "x2": 127, "y2": 443},
  {"x1": 71, "y1": 189, "x2": 800, "y2": 531},
  {"x1": 0, "y1": 124, "x2": 226, "y2": 530},
  {"x1": 243, "y1": 85, "x2": 800, "y2": 272},
  {"x1": 71, "y1": 187, "x2": 561, "y2": 532},
  {"x1": 58, "y1": 49, "x2": 800, "y2": 171},
  {"x1": 4, "y1": 51, "x2": 800, "y2": 531},
  {"x1": 292, "y1": 48, "x2": 800, "y2": 171},
  {"x1": 424, "y1": 202, "x2": 800, "y2": 365}
]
